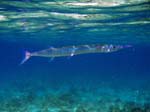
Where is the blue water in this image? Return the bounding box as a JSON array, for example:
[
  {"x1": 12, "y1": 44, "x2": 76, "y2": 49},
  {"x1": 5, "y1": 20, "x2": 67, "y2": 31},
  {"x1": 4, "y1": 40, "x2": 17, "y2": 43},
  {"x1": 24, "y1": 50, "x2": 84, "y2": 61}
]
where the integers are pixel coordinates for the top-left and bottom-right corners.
[
  {"x1": 0, "y1": 43, "x2": 150, "y2": 85},
  {"x1": 0, "y1": 0, "x2": 150, "y2": 111}
]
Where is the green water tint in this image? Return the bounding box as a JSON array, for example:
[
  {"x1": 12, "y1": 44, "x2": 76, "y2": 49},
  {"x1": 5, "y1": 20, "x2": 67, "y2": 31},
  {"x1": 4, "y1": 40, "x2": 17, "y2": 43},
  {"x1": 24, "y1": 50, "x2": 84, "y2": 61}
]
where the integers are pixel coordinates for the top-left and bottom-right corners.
[
  {"x1": 0, "y1": 0, "x2": 150, "y2": 45},
  {"x1": 0, "y1": 82, "x2": 150, "y2": 112}
]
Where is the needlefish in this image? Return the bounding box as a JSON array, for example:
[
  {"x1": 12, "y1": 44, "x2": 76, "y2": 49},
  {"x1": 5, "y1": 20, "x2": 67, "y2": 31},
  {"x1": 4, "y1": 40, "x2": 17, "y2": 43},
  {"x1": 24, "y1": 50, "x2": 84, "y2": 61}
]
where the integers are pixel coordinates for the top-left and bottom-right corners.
[{"x1": 20, "y1": 44, "x2": 131, "y2": 64}]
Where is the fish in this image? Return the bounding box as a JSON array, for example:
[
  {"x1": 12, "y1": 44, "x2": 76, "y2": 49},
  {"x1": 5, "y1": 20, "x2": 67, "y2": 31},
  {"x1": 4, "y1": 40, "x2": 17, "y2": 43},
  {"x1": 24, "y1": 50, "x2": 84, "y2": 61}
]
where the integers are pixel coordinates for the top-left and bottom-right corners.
[{"x1": 20, "y1": 44, "x2": 132, "y2": 64}]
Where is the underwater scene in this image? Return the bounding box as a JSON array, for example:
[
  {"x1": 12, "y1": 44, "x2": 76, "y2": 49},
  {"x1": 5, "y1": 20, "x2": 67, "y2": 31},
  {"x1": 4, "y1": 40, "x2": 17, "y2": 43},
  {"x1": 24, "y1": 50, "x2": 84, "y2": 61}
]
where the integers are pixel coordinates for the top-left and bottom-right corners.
[{"x1": 0, "y1": 0, "x2": 150, "y2": 112}]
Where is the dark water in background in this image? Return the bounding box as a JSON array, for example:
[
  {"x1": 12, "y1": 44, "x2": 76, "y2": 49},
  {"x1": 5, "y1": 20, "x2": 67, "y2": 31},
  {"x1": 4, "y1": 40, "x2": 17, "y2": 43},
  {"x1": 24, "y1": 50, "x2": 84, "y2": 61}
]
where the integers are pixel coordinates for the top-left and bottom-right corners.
[
  {"x1": 0, "y1": 41, "x2": 150, "y2": 90},
  {"x1": 0, "y1": 0, "x2": 150, "y2": 111}
]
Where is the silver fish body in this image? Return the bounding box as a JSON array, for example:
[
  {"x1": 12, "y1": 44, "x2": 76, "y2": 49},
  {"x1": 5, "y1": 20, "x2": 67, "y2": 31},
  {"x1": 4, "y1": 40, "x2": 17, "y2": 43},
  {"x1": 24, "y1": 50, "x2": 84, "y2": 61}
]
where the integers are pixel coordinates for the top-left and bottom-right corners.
[
  {"x1": 31, "y1": 44, "x2": 123, "y2": 57},
  {"x1": 20, "y1": 44, "x2": 131, "y2": 64}
]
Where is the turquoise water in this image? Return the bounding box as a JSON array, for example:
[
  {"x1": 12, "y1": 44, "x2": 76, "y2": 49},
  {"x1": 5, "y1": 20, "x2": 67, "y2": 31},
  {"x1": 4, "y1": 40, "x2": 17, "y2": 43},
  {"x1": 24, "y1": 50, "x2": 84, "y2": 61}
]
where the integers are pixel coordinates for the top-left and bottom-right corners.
[{"x1": 0, "y1": 0, "x2": 150, "y2": 112}]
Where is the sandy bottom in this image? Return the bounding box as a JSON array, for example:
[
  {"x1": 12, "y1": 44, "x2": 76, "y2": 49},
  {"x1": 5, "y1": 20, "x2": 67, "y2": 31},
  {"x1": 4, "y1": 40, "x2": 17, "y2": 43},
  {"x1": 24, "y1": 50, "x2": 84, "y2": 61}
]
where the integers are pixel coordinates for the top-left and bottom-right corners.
[{"x1": 0, "y1": 81, "x2": 150, "y2": 112}]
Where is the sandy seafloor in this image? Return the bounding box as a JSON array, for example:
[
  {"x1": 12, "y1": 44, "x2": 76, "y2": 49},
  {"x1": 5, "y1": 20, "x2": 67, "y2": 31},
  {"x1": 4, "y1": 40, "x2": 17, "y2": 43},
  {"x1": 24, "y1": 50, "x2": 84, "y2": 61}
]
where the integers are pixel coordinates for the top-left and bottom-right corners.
[
  {"x1": 0, "y1": 82, "x2": 150, "y2": 112},
  {"x1": 0, "y1": 80, "x2": 150, "y2": 112},
  {"x1": 0, "y1": 0, "x2": 150, "y2": 112}
]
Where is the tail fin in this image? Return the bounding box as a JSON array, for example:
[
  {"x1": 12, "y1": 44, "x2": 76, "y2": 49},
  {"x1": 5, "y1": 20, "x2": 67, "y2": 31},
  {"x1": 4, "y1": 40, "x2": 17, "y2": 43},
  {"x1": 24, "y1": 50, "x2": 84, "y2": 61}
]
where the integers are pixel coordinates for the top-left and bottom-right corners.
[{"x1": 20, "y1": 51, "x2": 31, "y2": 65}]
